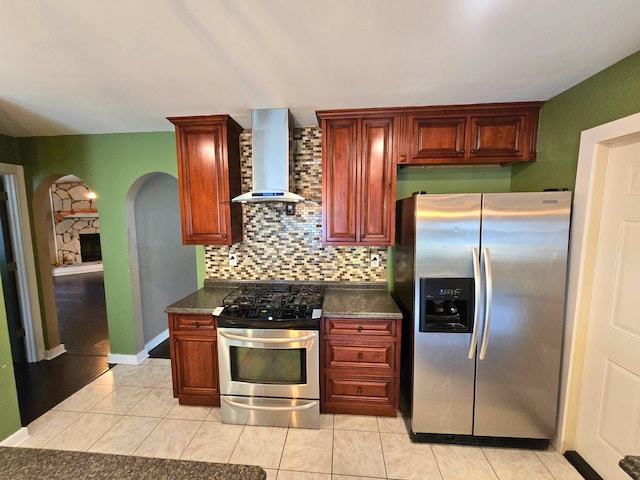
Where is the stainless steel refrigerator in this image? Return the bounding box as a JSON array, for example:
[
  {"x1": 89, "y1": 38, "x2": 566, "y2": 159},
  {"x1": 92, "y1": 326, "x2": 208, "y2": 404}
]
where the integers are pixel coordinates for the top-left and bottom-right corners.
[{"x1": 392, "y1": 192, "x2": 571, "y2": 448}]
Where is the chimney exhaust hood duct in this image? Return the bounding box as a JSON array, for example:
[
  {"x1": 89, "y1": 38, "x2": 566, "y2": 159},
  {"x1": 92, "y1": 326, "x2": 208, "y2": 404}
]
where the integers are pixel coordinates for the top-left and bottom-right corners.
[{"x1": 232, "y1": 108, "x2": 305, "y2": 203}]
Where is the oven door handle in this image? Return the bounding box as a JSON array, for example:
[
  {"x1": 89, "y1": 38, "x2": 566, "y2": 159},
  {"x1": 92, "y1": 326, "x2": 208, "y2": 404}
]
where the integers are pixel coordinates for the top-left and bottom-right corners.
[
  {"x1": 218, "y1": 330, "x2": 316, "y2": 343},
  {"x1": 221, "y1": 396, "x2": 318, "y2": 412}
]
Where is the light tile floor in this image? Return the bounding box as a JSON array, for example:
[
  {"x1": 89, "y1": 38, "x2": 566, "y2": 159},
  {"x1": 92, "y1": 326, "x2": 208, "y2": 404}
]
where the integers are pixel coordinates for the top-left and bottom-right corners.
[{"x1": 15, "y1": 359, "x2": 585, "y2": 480}]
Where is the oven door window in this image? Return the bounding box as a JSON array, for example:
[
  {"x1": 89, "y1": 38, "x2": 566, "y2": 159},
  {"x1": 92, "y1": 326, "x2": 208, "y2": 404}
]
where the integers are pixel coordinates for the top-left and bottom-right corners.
[{"x1": 229, "y1": 346, "x2": 307, "y2": 385}]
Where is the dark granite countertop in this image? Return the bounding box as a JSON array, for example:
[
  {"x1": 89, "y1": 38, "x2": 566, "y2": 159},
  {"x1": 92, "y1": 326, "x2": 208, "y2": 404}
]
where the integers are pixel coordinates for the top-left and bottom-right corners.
[
  {"x1": 322, "y1": 284, "x2": 402, "y2": 319},
  {"x1": 0, "y1": 446, "x2": 266, "y2": 480},
  {"x1": 166, "y1": 280, "x2": 402, "y2": 320},
  {"x1": 620, "y1": 455, "x2": 640, "y2": 479},
  {"x1": 165, "y1": 285, "x2": 238, "y2": 315}
]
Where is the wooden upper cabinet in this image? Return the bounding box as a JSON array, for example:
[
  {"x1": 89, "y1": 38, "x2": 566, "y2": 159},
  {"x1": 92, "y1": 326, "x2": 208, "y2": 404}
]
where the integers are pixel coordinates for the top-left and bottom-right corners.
[
  {"x1": 168, "y1": 115, "x2": 243, "y2": 245},
  {"x1": 410, "y1": 116, "x2": 467, "y2": 160},
  {"x1": 469, "y1": 114, "x2": 526, "y2": 159},
  {"x1": 401, "y1": 102, "x2": 543, "y2": 166},
  {"x1": 318, "y1": 111, "x2": 397, "y2": 246},
  {"x1": 360, "y1": 117, "x2": 396, "y2": 244},
  {"x1": 321, "y1": 118, "x2": 359, "y2": 244}
]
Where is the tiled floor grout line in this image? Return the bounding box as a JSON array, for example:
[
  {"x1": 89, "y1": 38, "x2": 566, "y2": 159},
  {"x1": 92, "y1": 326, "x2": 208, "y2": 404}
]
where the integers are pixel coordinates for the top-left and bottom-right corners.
[
  {"x1": 479, "y1": 446, "x2": 500, "y2": 480},
  {"x1": 430, "y1": 443, "x2": 445, "y2": 480},
  {"x1": 275, "y1": 426, "x2": 289, "y2": 475}
]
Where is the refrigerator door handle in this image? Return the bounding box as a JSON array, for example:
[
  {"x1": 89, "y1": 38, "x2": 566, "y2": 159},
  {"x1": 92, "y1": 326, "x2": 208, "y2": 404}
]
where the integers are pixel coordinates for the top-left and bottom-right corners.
[
  {"x1": 479, "y1": 247, "x2": 493, "y2": 360},
  {"x1": 468, "y1": 247, "x2": 482, "y2": 359}
]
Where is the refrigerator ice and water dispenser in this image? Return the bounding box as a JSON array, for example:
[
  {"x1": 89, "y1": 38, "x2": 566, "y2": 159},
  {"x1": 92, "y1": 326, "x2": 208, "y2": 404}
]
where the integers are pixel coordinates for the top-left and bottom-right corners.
[{"x1": 419, "y1": 278, "x2": 474, "y2": 333}]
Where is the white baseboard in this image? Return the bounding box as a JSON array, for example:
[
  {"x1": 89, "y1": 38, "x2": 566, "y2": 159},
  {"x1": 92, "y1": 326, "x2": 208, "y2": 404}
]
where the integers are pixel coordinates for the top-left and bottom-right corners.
[
  {"x1": 0, "y1": 427, "x2": 30, "y2": 446},
  {"x1": 107, "y1": 350, "x2": 148, "y2": 365},
  {"x1": 52, "y1": 262, "x2": 104, "y2": 276},
  {"x1": 144, "y1": 329, "x2": 169, "y2": 352},
  {"x1": 44, "y1": 343, "x2": 67, "y2": 360}
]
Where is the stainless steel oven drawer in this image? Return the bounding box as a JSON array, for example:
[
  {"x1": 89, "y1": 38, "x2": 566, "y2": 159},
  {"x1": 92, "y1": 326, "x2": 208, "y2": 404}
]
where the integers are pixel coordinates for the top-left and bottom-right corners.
[{"x1": 220, "y1": 395, "x2": 320, "y2": 429}]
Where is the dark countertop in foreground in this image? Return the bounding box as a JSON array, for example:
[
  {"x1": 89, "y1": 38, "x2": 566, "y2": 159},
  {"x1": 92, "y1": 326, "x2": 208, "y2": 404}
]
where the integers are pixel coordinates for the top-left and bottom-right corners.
[
  {"x1": 620, "y1": 455, "x2": 640, "y2": 479},
  {"x1": 166, "y1": 280, "x2": 402, "y2": 319},
  {"x1": 0, "y1": 447, "x2": 266, "y2": 480}
]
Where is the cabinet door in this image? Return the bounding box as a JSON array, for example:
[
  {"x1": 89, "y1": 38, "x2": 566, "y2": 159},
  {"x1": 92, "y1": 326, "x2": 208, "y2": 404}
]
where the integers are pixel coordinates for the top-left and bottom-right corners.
[
  {"x1": 322, "y1": 118, "x2": 359, "y2": 244},
  {"x1": 359, "y1": 117, "x2": 397, "y2": 245},
  {"x1": 406, "y1": 116, "x2": 466, "y2": 162},
  {"x1": 171, "y1": 333, "x2": 219, "y2": 402},
  {"x1": 468, "y1": 114, "x2": 527, "y2": 161},
  {"x1": 176, "y1": 122, "x2": 232, "y2": 244}
]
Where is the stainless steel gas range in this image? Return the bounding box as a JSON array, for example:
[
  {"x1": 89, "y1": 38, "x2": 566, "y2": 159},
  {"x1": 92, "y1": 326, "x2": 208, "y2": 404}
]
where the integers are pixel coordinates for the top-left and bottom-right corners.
[{"x1": 214, "y1": 283, "x2": 323, "y2": 429}]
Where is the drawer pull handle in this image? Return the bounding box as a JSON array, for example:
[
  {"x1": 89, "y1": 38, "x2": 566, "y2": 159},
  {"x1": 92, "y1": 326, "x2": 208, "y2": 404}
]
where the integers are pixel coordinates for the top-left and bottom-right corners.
[{"x1": 358, "y1": 353, "x2": 363, "y2": 360}]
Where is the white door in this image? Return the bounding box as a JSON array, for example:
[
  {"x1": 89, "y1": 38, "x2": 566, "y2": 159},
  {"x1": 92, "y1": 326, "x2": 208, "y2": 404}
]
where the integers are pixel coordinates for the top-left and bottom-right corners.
[{"x1": 576, "y1": 135, "x2": 640, "y2": 479}]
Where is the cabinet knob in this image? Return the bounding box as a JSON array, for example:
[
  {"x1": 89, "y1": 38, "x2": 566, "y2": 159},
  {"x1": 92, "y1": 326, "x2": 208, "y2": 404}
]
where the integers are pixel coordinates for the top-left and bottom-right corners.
[
  {"x1": 351, "y1": 234, "x2": 356, "y2": 239},
  {"x1": 358, "y1": 353, "x2": 363, "y2": 360},
  {"x1": 357, "y1": 325, "x2": 363, "y2": 332},
  {"x1": 360, "y1": 234, "x2": 365, "y2": 239},
  {"x1": 357, "y1": 386, "x2": 363, "y2": 395},
  {"x1": 459, "y1": 149, "x2": 465, "y2": 154},
  {"x1": 221, "y1": 234, "x2": 227, "y2": 238},
  {"x1": 470, "y1": 149, "x2": 476, "y2": 154},
  {"x1": 192, "y1": 321, "x2": 199, "y2": 327}
]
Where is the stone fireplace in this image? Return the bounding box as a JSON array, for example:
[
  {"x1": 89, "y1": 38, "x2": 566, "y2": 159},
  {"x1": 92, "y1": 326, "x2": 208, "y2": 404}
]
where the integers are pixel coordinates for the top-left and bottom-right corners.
[{"x1": 51, "y1": 180, "x2": 100, "y2": 265}]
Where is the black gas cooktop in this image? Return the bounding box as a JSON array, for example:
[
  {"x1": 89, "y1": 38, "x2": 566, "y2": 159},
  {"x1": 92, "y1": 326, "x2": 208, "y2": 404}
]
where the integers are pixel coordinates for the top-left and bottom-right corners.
[{"x1": 216, "y1": 284, "x2": 324, "y2": 329}]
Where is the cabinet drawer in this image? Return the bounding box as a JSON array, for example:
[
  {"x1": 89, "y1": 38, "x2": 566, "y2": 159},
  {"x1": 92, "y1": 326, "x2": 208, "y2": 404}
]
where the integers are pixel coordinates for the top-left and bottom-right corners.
[
  {"x1": 324, "y1": 374, "x2": 395, "y2": 404},
  {"x1": 172, "y1": 314, "x2": 215, "y2": 331},
  {"x1": 325, "y1": 318, "x2": 396, "y2": 337},
  {"x1": 325, "y1": 340, "x2": 395, "y2": 370}
]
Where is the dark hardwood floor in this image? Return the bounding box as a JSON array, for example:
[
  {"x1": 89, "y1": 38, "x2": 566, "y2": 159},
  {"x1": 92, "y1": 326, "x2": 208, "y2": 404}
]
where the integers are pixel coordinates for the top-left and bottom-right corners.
[{"x1": 12, "y1": 271, "x2": 170, "y2": 426}]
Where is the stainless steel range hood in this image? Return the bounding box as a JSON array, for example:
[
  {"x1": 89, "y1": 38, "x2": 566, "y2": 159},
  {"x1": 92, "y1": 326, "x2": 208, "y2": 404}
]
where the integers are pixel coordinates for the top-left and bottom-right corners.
[{"x1": 232, "y1": 108, "x2": 305, "y2": 203}]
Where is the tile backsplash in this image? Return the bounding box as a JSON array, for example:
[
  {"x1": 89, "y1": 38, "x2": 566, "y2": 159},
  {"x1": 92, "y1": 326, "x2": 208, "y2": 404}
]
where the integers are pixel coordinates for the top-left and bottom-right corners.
[{"x1": 204, "y1": 127, "x2": 387, "y2": 282}]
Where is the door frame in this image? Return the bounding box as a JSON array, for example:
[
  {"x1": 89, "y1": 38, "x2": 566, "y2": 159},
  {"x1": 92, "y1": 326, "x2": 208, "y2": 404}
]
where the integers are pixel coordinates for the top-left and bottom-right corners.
[
  {"x1": 0, "y1": 163, "x2": 44, "y2": 362},
  {"x1": 558, "y1": 111, "x2": 640, "y2": 451}
]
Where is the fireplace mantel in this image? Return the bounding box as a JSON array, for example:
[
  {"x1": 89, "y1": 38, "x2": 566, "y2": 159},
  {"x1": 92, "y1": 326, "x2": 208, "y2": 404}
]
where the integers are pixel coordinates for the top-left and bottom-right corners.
[{"x1": 55, "y1": 210, "x2": 99, "y2": 222}]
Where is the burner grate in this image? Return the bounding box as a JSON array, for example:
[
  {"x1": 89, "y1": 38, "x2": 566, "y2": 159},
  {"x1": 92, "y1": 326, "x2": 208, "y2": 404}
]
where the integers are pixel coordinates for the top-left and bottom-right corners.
[{"x1": 220, "y1": 284, "x2": 323, "y2": 324}]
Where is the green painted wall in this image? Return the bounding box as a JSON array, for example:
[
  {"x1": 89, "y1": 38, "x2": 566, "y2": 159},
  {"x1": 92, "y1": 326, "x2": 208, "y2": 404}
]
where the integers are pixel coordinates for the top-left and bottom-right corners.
[
  {"x1": 0, "y1": 275, "x2": 21, "y2": 440},
  {"x1": 396, "y1": 166, "x2": 512, "y2": 200},
  {"x1": 17, "y1": 131, "x2": 194, "y2": 355},
  {"x1": 0, "y1": 135, "x2": 22, "y2": 441},
  {"x1": 0, "y1": 134, "x2": 21, "y2": 166},
  {"x1": 512, "y1": 50, "x2": 640, "y2": 192}
]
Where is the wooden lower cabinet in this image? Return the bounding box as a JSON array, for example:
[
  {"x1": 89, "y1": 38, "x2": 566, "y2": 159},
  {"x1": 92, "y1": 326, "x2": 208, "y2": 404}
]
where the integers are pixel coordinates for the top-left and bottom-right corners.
[
  {"x1": 321, "y1": 317, "x2": 401, "y2": 416},
  {"x1": 168, "y1": 313, "x2": 220, "y2": 406}
]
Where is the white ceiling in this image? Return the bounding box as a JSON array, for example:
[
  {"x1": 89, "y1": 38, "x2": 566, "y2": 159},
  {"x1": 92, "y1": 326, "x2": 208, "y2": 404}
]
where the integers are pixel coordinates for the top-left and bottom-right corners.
[{"x1": 2, "y1": 0, "x2": 640, "y2": 137}]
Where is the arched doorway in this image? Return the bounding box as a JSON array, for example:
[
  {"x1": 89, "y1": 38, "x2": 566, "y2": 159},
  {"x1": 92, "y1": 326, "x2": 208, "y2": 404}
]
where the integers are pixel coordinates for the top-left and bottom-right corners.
[
  {"x1": 126, "y1": 173, "x2": 196, "y2": 355},
  {"x1": 49, "y1": 176, "x2": 108, "y2": 357},
  {"x1": 32, "y1": 174, "x2": 108, "y2": 357}
]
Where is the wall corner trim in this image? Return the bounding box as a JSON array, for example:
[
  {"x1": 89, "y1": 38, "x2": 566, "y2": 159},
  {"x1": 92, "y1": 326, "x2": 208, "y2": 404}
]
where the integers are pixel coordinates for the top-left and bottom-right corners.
[
  {"x1": 0, "y1": 427, "x2": 30, "y2": 446},
  {"x1": 107, "y1": 351, "x2": 148, "y2": 365},
  {"x1": 43, "y1": 344, "x2": 67, "y2": 360}
]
